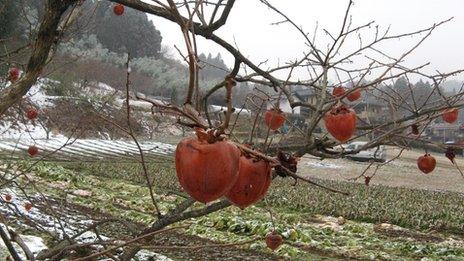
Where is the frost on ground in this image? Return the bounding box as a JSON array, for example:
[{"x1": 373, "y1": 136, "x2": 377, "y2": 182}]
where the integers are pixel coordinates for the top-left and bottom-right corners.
[
  {"x1": 0, "y1": 183, "x2": 172, "y2": 260},
  {"x1": 0, "y1": 227, "x2": 47, "y2": 260},
  {"x1": 26, "y1": 78, "x2": 58, "y2": 108},
  {"x1": 0, "y1": 138, "x2": 175, "y2": 161},
  {"x1": 1, "y1": 78, "x2": 183, "y2": 141},
  {"x1": 0, "y1": 77, "x2": 178, "y2": 160},
  {"x1": 0, "y1": 78, "x2": 63, "y2": 142}
]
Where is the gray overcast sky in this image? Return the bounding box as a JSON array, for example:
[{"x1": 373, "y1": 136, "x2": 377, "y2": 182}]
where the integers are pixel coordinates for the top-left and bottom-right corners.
[{"x1": 148, "y1": 0, "x2": 464, "y2": 82}]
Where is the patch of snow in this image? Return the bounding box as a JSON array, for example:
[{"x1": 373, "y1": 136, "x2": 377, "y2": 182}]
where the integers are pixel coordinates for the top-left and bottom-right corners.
[
  {"x1": 0, "y1": 186, "x2": 171, "y2": 260},
  {"x1": 0, "y1": 138, "x2": 175, "y2": 160},
  {"x1": 306, "y1": 161, "x2": 342, "y2": 169},
  {"x1": 114, "y1": 98, "x2": 158, "y2": 110},
  {"x1": 0, "y1": 224, "x2": 48, "y2": 259},
  {"x1": 26, "y1": 79, "x2": 56, "y2": 108},
  {"x1": 97, "y1": 131, "x2": 111, "y2": 140},
  {"x1": 209, "y1": 105, "x2": 251, "y2": 115},
  {"x1": 0, "y1": 186, "x2": 101, "y2": 243},
  {"x1": 20, "y1": 235, "x2": 48, "y2": 254},
  {"x1": 137, "y1": 250, "x2": 173, "y2": 261},
  {"x1": 97, "y1": 82, "x2": 116, "y2": 93},
  {"x1": 79, "y1": 82, "x2": 120, "y2": 100},
  {"x1": 0, "y1": 77, "x2": 69, "y2": 141},
  {"x1": 2, "y1": 81, "x2": 11, "y2": 89},
  {"x1": 0, "y1": 120, "x2": 67, "y2": 142},
  {"x1": 77, "y1": 231, "x2": 109, "y2": 244},
  {"x1": 136, "y1": 92, "x2": 146, "y2": 99}
]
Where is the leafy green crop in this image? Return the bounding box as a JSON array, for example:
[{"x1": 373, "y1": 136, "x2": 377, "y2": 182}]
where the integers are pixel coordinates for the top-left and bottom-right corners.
[{"x1": 12, "y1": 160, "x2": 464, "y2": 260}]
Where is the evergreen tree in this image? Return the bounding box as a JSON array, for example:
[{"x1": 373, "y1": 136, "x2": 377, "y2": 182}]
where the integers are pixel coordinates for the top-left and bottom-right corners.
[
  {"x1": 393, "y1": 77, "x2": 409, "y2": 93},
  {"x1": 0, "y1": 0, "x2": 21, "y2": 39},
  {"x1": 198, "y1": 52, "x2": 228, "y2": 80},
  {"x1": 91, "y1": 1, "x2": 163, "y2": 58}
]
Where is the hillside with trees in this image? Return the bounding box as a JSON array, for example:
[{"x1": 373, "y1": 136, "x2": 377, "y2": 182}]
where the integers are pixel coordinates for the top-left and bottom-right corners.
[{"x1": 0, "y1": 0, "x2": 234, "y2": 104}]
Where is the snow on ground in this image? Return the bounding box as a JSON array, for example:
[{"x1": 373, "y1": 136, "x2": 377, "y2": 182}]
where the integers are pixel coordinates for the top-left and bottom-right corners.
[
  {"x1": 1, "y1": 78, "x2": 176, "y2": 160},
  {"x1": 138, "y1": 250, "x2": 173, "y2": 261},
  {"x1": 306, "y1": 161, "x2": 343, "y2": 169},
  {"x1": 0, "y1": 138, "x2": 175, "y2": 161},
  {"x1": 1, "y1": 79, "x2": 164, "y2": 140},
  {"x1": 114, "y1": 98, "x2": 154, "y2": 110},
  {"x1": 25, "y1": 78, "x2": 58, "y2": 108},
  {"x1": 96, "y1": 82, "x2": 117, "y2": 94},
  {"x1": 0, "y1": 121, "x2": 66, "y2": 142},
  {"x1": 0, "y1": 80, "x2": 175, "y2": 259},
  {"x1": 0, "y1": 80, "x2": 176, "y2": 157},
  {"x1": 82, "y1": 82, "x2": 121, "y2": 99},
  {"x1": 0, "y1": 187, "x2": 95, "y2": 256},
  {"x1": 0, "y1": 170, "x2": 172, "y2": 260},
  {"x1": 0, "y1": 224, "x2": 47, "y2": 260},
  {"x1": 0, "y1": 78, "x2": 61, "y2": 142},
  {"x1": 209, "y1": 104, "x2": 251, "y2": 115},
  {"x1": 0, "y1": 197, "x2": 172, "y2": 260},
  {"x1": 17, "y1": 234, "x2": 48, "y2": 255}
]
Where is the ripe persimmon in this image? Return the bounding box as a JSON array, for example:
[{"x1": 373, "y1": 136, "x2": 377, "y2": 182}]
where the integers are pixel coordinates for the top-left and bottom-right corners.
[
  {"x1": 417, "y1": 154, "x2": 436, "y2": 174},
  {"x1": 175, "y1": 130, "x2": 240, "y2": 203},
  {"x1": 324, "y1": 105, "x2": 357, "y2": 142},
  {"x1": 226, "y1": 156, "x2": 271, "y2": 209},
  {"x1": 264, "y1": 108, "x2": 286, "y2": 130}
]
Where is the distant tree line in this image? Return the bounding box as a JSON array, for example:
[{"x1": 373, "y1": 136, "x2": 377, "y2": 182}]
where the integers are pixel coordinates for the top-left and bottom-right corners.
[{"x1": 198, "y1": 53, "x2": 228, "y2": 80}]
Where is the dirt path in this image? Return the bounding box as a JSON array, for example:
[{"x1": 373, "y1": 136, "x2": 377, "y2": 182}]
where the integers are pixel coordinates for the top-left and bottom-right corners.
[{"x1": 299, "y1": 146, "x2": 464, "y2": 193}]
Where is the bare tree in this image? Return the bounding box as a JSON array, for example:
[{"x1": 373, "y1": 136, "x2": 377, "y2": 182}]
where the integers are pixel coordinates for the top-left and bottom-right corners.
[{"x1": 1, "y1": 0, "x2": 464, "y2": 259}]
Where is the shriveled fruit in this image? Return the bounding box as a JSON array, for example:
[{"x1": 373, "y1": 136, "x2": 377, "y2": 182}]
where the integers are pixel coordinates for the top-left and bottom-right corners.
[
  {"x1": 442, "y1": 108, "x2": 458, "y2": 123},
  {"x1": 445, "y1": 147, "x2": 456, "y2": 163},
  {"x1": 26, "y1": 107, "x2": 38, "y2": 120},
  {"x1": 24, "y1": 202, "x2": 33, "y2": 212},
  {"x1": 324, "y1": 105, "x2": 357, "y2": 142},
  {"x1": 28, "y1": 146, "x2": 39, "y2": 157},
  {"x1": 275, "y1": 151, "x2": 298, "y2": 177},
  {"x1": 264, "y1": 108, "x2": 286, "y2": 130},
  {"x1": 8, "y1": 67, "x2": 20, "y2": 83},
  {"x1": 417, "y1": 154, "x2": 436, "y2": 174},
  {"x1": 332, "y1": 86, "x2": 345, "y2": 98},
  {"x1": 175, "y1": 132, "x2": 240, "y2": 203},
  {"x1": 364, "y1": 176, "x2": 371, "y2": 186},
  {"x1": 4, "y1": 194, "x2": 12, "y2": 202},
  {"x1": 266, "y1": 231, "x2": 283, "y2": 251},
  {"x1": 226, "y1": 157, "x2": 272, "y2": 209},
  {"x1": 411, "y1": 124, "x2": 419, "y2": 135},
  {"x1": 113, "y1": 4, "x2": 125, "y2": 16},
  {"x1": 347, "y1": 89, "x2": 361, "y2": 102}
]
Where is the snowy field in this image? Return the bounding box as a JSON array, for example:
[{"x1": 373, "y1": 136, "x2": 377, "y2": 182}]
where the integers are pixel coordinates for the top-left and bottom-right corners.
[
  {"x1": 0, "y1": 78, "x2": 176, "y2": 162},
  {"x1": 0, "y1": 138, "x2": 175, "y2": 162}
]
